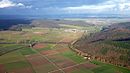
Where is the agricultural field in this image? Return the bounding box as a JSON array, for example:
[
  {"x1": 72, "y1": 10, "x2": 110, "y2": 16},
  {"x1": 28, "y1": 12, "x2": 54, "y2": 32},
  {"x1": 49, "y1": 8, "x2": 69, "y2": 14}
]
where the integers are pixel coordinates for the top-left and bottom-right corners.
[{"x1": 0, "y1": 22, "x2": 130, "y2": 73}]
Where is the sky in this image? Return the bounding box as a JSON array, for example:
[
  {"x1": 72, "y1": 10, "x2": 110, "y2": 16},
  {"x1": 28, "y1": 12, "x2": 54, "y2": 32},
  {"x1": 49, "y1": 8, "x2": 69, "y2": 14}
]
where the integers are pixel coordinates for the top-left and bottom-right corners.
[{"x1": 0, "y1": 0, "x2": 130, "y2": 17}]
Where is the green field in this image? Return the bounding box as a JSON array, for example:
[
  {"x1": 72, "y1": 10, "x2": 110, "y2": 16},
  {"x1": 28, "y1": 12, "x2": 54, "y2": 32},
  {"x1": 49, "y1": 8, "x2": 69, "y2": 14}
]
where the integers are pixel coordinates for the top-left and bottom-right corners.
[
  {"x1": 60, "y1": 50, "x2": 86, "y2": 63},
  {"x1": 91, "y1": 60, "x2": 130, "y2": 73},
  {"x1": 5, "y1": 61, "x2": 30, "y2": 70},
  {"x1": 20, "y1": 47, "x2": 36, "y2": 55},
  {"x1": 72, "y1": 68, "x2": 94, "y2": 73}
]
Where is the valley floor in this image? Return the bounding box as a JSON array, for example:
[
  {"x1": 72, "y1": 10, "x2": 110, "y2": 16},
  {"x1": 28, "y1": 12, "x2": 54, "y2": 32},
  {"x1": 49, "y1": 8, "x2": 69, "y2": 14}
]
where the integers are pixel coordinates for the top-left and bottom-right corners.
[{"x1": 0, "y1": 27, "x2": 130, "y2": 73}]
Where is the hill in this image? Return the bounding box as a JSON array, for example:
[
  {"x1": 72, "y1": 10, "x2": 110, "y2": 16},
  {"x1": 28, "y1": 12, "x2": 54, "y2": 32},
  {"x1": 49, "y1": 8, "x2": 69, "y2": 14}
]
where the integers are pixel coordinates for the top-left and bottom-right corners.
[
  {"x1": 74, "y1": 22, "x2": 130, "y2": 68},
  {"x1": 0, "y1": 19, "x2": 94, "y2": 30}
]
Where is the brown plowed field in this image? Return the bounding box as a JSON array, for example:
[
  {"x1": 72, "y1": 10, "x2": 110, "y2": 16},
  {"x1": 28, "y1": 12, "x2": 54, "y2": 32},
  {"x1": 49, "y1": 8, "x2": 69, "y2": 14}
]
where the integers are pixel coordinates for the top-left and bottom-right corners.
[
  {"x1": 33, "y1": 43, "x2": 46, "y2": 49},
  {"x1": 9, "y1": 67, "x2": 34, "y2": 73},
  {"x1": 0, "y1": 64, "x2": 6, "y2": 73},
  {"x1": 26, "y1": 54, "x2": 49, "y2": 66},
  {"x1": 40, "y1": 50, "x2": 58, "y2": 56}
]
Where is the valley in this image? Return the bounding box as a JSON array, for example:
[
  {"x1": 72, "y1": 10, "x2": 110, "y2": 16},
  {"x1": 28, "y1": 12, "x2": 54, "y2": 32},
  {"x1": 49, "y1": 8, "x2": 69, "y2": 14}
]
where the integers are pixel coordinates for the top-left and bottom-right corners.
[{"x1": 0, "y1": 19, "x2": 130, "y2": 73}]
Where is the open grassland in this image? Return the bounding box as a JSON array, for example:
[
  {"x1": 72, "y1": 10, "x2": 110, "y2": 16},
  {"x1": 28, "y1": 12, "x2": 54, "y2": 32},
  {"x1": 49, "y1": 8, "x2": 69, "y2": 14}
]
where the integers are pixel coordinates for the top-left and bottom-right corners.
[
  {"x1": 0, "y1": 27, "x2": 84, "y2": 43},
  {"x1": 0, "y1": 26, "x2": 130, "y2": 73}
]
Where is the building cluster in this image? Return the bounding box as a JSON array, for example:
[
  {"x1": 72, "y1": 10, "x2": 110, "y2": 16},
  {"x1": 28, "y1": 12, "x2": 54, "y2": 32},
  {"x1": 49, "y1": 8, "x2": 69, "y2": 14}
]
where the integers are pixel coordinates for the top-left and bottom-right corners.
[{"x1": 64, "y1": 29, "x2": 87, "y2": 33}]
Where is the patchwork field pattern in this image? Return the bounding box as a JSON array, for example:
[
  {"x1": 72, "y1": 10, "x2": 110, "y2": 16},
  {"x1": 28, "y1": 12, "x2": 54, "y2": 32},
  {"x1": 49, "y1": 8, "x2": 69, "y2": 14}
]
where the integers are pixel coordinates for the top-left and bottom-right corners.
[{"x1": 0, "y1": 28, "x2": 130, "y2": 73}]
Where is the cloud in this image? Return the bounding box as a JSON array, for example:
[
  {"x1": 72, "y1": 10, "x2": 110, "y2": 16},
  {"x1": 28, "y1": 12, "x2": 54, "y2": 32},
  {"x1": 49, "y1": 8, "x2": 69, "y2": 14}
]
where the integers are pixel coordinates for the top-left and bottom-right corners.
[
  {"x1": 63, "y1": 4, "x2": 116, "y2": 14},
  {"x1": 105, "y1": 0, "x2": 130, "y2": 11},
  {"x1": 62, "y1": 0, "x2": 130, "y2": 14},
  {"x1": 0, "y1": 0, "x2": 32, "y2": 8}
]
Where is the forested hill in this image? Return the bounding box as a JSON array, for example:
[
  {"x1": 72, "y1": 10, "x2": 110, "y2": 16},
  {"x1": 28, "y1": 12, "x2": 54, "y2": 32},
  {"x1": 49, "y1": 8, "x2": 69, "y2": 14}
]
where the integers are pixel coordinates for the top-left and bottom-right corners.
[
  {"x1": 74, "y1": 22, "x2": 130, "y2": 68},
  {"x1": 0, "y1": 19, "x2": 94, "y2": 30},
  {"x1": 0, "y1": 19, "x2": 32, "y2": 30}
]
